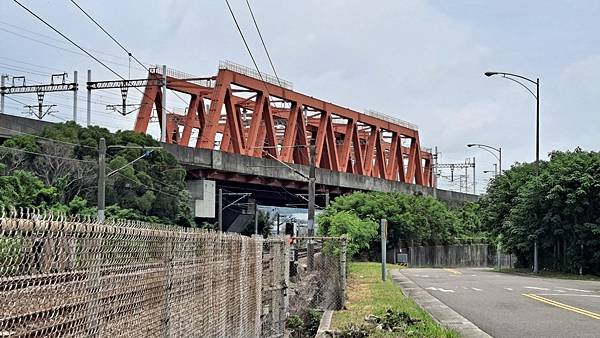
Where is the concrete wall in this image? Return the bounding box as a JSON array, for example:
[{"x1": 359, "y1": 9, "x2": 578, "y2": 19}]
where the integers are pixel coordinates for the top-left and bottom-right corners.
[
  {"x1": 162, "y1": 143, "x2": 479, "y2": 205},
  {"x1": 0, "y1": 114, "x2": 53, "y2": 139},
  {"x1": 407, "y1": 244, "x2": 489, "y2": 268},
  {"x1": 187, "y1": 179, "x2": 216, "y2": 218},
  {"x1": 0, "y1": 114, "x2": 479, "y2": 205}
]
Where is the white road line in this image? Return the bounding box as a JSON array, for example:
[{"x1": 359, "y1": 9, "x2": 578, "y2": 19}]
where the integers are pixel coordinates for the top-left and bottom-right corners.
[
  {"x1": 537, "y1": 293, "x2": 600, "y2": 298},
  {"x1": 426, "y1": 286, "x2": 455, "y2": 293},
  {"x1": 556, "y1": 287, "x2": 593, "y2": 293},
  {"x1": 471, "y1": 287, "x2": 482, "y2": 291},
  {"x1": 525, "y1": 286, "x2": 550, "y2": 291},
  {"x1": 504, "y1": 287, "x2": 513, "y2": 291},
  {"x1": 554, "y1": 289, "x2": 566, "y2": 293}
]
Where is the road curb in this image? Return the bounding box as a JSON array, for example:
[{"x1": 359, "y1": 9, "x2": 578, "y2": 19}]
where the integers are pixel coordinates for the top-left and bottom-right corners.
[
  {"x1": 315, "y1": 310, "x2": 333, "y2": 337},
  {"x1": 390, "y1": 269, "x2": 492, "y2": 338}
]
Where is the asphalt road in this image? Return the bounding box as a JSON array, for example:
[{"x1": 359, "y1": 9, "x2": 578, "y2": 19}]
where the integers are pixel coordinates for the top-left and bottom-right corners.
[{"x1": 401, "y1": 268, "x2": 600, "y2": 338}]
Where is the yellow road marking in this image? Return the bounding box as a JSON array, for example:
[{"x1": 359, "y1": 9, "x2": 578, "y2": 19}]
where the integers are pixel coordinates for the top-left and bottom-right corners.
[
  {"x1": 444, "y1": 268, "x2": 462, "y2": 275},
  {"x1": 523, "y1": 293, "x2": 600, "y2": 320}
]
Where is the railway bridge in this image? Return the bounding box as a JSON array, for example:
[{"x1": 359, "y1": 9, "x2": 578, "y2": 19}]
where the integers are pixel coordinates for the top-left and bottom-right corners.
[{"x1": 0, "y1": 62, "x2": 478, "y2": 228}]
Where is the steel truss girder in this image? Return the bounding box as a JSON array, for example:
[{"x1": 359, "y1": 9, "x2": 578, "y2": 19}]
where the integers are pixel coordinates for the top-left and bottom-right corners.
[
  {"x1": 1, "y1": 83, "x2": 77, "y2": 94},
  {"x1": 134, "y1": 69, "x2": 433, "y2": 187}
]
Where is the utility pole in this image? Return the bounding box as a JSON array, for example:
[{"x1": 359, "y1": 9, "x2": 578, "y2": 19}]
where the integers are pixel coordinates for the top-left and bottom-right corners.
[
  {"x1": 73, "y1": 71, "x2": 78, "y2": 122},
  {"x1": 218, "y1": 188, "x2": 223, "y2": 232},
  {"x1": 534, "y1": 78, "x2": 540, "y2": 274},
  {"x1": 97, "y1": 138, "x2": 106, "y2": 223},
  {"x1": 473, "y1": 157, "x2": 476, "y2": 194},
  {"x1": 276, "y1": 213, "x2": 280, "y2": 235},
  {"x1": 1, "y1": 74, "x2": 7, "y2": 113},
  {"x1": 96, "y1": 142, "x2": 157, "y2": 224},
  {"x1": 254, "y1": 203, "x2": 259, "y2": 235},
  {"x1": 161, "y1": 64, "x2": 167, "y2": 143},
  {"x1": 464, "y1": 161, "x2": 468, "y2": 193},
  {"x1": 307, "y1": 143, "x2": 316, "y2": 271},
  {"x1": 87, "y1": 70, "x2": 91, "y2": 126},
  {"x1": 433, "y1": 146, "x2": 438, "y2": 198}
]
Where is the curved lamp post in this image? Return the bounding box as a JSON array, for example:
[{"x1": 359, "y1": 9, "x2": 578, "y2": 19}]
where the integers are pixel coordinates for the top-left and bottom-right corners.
[
  {"x1": 484, "y1": 72, "x2": 539, "y2": 166},
  {"x1": 485, "y1": 71, "x2": 540, "y2": 273},
  {"x1": 467, "y1": 143, "x2": 501, "y2": 175}
]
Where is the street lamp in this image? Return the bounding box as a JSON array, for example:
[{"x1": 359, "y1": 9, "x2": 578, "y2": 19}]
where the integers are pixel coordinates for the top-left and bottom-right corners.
[
  {"x1": 485, "y1": 71, "x2": 540, "y2": 273},
  {"x1": 467, "y1": 143, "x2": 501, "y2": 175},
  {"x1": 484, "y1": 72, "x2": 539, "y2": 166},
  {"x1": 483, "y1": 164, "x2": 498, "y2": 176}
]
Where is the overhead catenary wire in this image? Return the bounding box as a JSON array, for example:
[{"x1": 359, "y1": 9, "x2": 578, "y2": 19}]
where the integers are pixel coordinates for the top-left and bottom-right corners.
[
  {"x1": 0, "y1": 55, "x2": 68, "y2": 73},
  {"x1": 66, "y1": 1, "x2": 197, "y2": 134},
  {"x1": 0, "y1": 144, "x2": 96, "y2": 163},
  {"x1": 3, "y1": 92, "x2": 137, "y2": 123},
  {"x1": 68, "y1": 0, "x2": 149, "y2": 71},
  {"x1": 224, "y1": 0, "x2": 265, "y2": 83},
  {"x1": 69, "y1": 0, "x2": 189, "y2": 107},
  {"x1": 10, "y1": 0, "x2": 178, "y2": 123},
  {"x1": 244, "y1": 0, "x2": 280, "y2": 86},
  {"x1": 0, "y1": 125, "x2": 98, "y2": 150},
  {"x1": 104, "y1": 151, "x2": 188, "y2": 197},
  {"x1": 12, "y1": 0, "x2": 131, "y2": 82},
  {"x1": 114, "y1": 171, "x2": 181, "y2": 199},
  {"x1": 0, "y1": 19, "x2": 142, "y2": 63},
  {"x1": 0, "y1": 26, "x2": 137, "y2": 71},
  {"x1": 0, "y1": 126, "x2": 187, "y2": 200}
]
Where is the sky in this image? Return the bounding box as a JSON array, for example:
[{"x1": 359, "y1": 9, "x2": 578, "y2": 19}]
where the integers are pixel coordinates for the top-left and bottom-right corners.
[{"x1": 1, "y1": 0, "x2": 600, "y2": 193}]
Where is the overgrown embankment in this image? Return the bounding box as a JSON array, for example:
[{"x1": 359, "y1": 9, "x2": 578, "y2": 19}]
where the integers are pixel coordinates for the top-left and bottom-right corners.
[{"x1": 331, "y1": 262, "x2": 458, "y2": 338}]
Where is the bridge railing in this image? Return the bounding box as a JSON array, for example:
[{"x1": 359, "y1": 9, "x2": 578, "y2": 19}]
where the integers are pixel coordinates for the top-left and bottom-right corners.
[{"x1": 219, "y1": 60, "x2": 294, "y2": 90}]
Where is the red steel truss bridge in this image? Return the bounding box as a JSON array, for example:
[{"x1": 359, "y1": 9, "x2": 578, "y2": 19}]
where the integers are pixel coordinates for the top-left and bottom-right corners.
[{"x1": 130, "y1": 62, "x2": 433, "y2": 187}]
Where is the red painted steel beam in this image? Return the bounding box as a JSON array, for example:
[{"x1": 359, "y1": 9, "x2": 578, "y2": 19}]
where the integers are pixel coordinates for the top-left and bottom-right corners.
[{"x1": 134, "y1": 67, "x2": 433, "y2": 186}]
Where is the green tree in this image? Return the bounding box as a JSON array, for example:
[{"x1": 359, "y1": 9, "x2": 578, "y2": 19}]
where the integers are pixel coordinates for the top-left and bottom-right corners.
[
  {"x1": 241, "y1": 210, "x2": 273, "y2": 237},
  {"x1": 317, "y1": 210, "x2": 377, "y2": 257},
  {"x1": 317, "y1": 191, "x2": 483, "y2": 258},
  {"x1": 0, "y1": 122, "x2": 193, "y2": 226},
  {"x1": 0, "y1": 170, "x2": 59, "y2": 209},
  {"x1": 480, "y1": 149, "x2": 600, "y2": 275}
]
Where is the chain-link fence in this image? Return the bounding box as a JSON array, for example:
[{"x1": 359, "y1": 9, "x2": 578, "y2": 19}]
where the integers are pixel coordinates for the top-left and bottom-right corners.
[
  {"x1": 261, "y1": 238, "x2": 289, "y2": 338},
  {"x1": 289, "y1": 237, "x2": 347, "y2": 315},
  {"x1": 0, "y1": 209, "x2": 292, "y2": 337}
]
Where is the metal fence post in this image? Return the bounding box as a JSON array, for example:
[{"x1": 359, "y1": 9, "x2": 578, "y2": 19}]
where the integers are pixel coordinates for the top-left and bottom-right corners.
[
  {"x1": 339, "y1": 238, "x2": 347, "y2": 308},
  {"x1": 381, "y1": 219, "x2": 387, "y2": 281},
  {"x1": 163, "y1": 232, "x2": 175, "y2": 337},
  {"x1": 497, "y1": 241, "x2": 501, "y2": 270}
]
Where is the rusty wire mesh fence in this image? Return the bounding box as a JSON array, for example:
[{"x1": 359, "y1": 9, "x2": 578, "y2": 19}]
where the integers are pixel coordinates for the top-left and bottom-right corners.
[
  {"x1": 288, "y1": 237, "x2": 347, "y2": 317},
  {"x1": 260, "y1": 238, "x2": 289, "y2": 338},
  {"x1": 0, "y1": 209, "x2": 292, "y2": 338}
]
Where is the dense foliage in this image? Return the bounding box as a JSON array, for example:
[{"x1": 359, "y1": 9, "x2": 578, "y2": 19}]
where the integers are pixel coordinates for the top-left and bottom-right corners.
[
  {"x1": 317, "y1": 192, "x2": 484, "y2": 258},
  {"x1": 0, "y1": 122, "x2": 192, "y2": 225},
  {"x1": 480, "y1": 148, "x2": 600, "y2": 275}
]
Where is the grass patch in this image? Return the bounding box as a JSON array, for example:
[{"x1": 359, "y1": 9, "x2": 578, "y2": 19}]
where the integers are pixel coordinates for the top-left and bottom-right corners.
[
  {"x1": 497, "y1": 268, "x2": 600, "y2": 281},
  {"x1": 331, "y1": 262, "x2": 458, "y2": 338}
]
